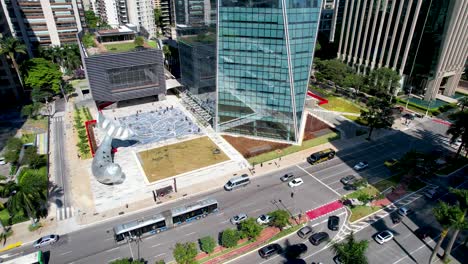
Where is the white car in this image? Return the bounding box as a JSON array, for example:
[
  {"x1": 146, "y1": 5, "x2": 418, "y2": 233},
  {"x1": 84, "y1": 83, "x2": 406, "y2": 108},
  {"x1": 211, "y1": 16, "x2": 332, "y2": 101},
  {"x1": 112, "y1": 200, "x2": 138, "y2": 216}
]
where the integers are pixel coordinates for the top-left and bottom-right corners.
[
  {"x1": 398, "y1": 206, "x2": 410, "y2": 216},
  {"x1": 230, "y1": 213, "x2": 247, "y2": 225},
  {"x1": 257, "y1": 214, "x2": 272, "y2": 225},
  {"x1": 375, "y1": 230, "x2": 394, "y2": 244},
  {"x1": 0, "y1": 157, "x2": 6, "y2": 165},
  {"x1": 353, "y1": 161, "x2": 369, "y2": 171},
  {"x1": 33, "y1": 234, "x2": 59, "y2": 248},
  {"x1": 288, "y1": 178, "x2": 304, "y2": 188}
]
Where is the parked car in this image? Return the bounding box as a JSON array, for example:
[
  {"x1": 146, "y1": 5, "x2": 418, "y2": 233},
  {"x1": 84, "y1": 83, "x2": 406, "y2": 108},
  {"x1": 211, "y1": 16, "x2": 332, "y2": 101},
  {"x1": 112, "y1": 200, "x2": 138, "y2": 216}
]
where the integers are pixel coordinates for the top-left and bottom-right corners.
[
  {"x1": 398, "y1": 206, "x2": 410, "y2": 216},
  {"x1": 343, "y1": 184, "x2": 357, "y2": 191},
  {"x1": 33, "y1": 234, "x2": 59, "y2": 248},
  {"x1": 340, "y1": 175, "x2": 357, "y2": 185},
  {"x1": 391, "y1": 213, "x2": 401, "y2": 224},
  {"x1": 333, "y1": 256, "x2": 343, "y2": 264},
  {"x1": 288, "y1": 178, "x2": 304, "y2": 188},
  {"x1": 0, "y1": 157, "x2": 6, "y2": 165},
  {"x1": 403, "y1": 113, "x2": 415, "y2": 120},
  {"x1": 328, "y1": 216, "x2": 340, "y2": 231},
  {"x1": 309, "y1": 232, "x2": 329, "y2": 246},
  {"x1": 375, "y1": 230, "x2": 394, "y2": 244},
  {"x1": 285, "y1": 243, "x2": 308, "y2": 258},
  {"x1": 424, "y1": 189, "x2": 437, "y2": 199},
  {"x1": 230, "y1": 213, "x2": 247, "y2": 225},
  {"x1": 297, "y1": 226, "x2": 313, "y2": 239},
  {"x1": 258, "y1": 243, "x2": 282, "y2": 259},
  {"x1": 257, "y1": 214, "x2": 273, "y2": 225},
  {"x1": 384, "y1": 158, "x2": 399, "y2": 168},
  {"x1": 415, "y1": 226, "x2": 434, "y2": 240},
  {"x1": 353, "y1": 161, "x2": 369, "y2": 171},
  {"x1": 280, "y1": 173, "x2": 294, "y2": 182}
]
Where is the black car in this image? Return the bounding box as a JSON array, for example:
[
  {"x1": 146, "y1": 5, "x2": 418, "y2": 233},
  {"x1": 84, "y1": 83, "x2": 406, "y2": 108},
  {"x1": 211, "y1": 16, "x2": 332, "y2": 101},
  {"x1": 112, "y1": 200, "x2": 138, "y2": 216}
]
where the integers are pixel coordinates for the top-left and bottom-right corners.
[
  {"x1": 285, "y1": 243, "x2": 308, "y2": 258},
  {"x1": 258, "y1": 243, "x2": 282, "y2": 259},
  {"x1": 343, "y1": 184, "x2": 357, "y2": 191},
  {"x1": 415, "y1": 226, "x2": 434, "y2": 240},
  {"x1": 309, "y1": 232, "x2": 329, "y2": 246},
  {"x1": 328, "y1": 216, "x2": 340, "y2": 231}
]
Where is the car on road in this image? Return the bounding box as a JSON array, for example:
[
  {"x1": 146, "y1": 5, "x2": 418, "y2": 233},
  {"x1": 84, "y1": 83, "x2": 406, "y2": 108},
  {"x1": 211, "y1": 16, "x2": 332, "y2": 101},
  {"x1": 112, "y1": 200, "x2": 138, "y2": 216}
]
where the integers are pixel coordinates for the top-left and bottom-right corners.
[
  {"x1": 424, "y1": 189, "x2": 437, "y2": 199},
  {"x1": 374, "y1": 230, "x2": 394, "y2": 244},
  {"x1": 258, "y1": 243, "x2": 282, "y2": 259},
  {"x1": 33, "y1": 234, "x2": 59, "y2": 248},
  {"x1": 285, "y1": 243, "x2": 308, "y2": 258},
  {"x1": 398, "y1": 206, "x2": 410, "y2": 216},
  {"x1": 415, "y1": 226, "x2": 434, "y2": 240},
  {"x1": 384, "y1": 158, "x2": 399, "y2": 168},
  {"x1": 353, "y1": 161, "x2": 369, "y2": 171},
  {"x1": 280, "y1": 173, "x2": 294, "y2": 182},
  {"x1": 328, "y1": 215, "x2": 340, "y2": 231},
  {"x1": 288, "y1": 178, "x2": 304, "y2": 188},
  {"x1": 230, "y1": 213, "x2": 247, "y2": 225},
  {"x1": 224, "y1": 174, "x2": 250, "y2": 191},
  {"x1": 340, "y1": 175, "x2": 357, "y2": 185},
  {"x1": 297, "y1": 226, "x2": 313, "y2": 239},
  {"x1": 403, "y1": 113, "x2": 416, "y2": 120},
  {"x1": 257, "y1": 214, "x2": 272, "y2": 225},
  {"x1": 309, "y1": 232, "x2": 329, "y2": 246},
  {"x1": 333, "y1": 256, "x2": 343, "y2": 264}
]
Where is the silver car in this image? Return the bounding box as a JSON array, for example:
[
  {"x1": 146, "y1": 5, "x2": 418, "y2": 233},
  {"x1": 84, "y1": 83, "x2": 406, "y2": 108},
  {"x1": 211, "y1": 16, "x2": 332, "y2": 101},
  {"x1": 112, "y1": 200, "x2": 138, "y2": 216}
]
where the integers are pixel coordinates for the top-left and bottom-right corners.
[
  {"x1": 230, "y1": 213, "x2": 248, "y2": 225},
  {"x1": 33, "y1": 234, "x2": 59, "y2": 248}
]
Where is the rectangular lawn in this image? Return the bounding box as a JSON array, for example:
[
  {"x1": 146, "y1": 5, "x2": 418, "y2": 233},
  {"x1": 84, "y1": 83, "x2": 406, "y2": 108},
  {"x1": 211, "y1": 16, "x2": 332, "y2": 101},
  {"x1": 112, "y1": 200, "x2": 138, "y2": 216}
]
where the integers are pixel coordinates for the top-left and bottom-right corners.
[
  {"x1": 138, "y1": 136, "x2": 230, "y2": 183},
  {"x1": 321, "y1": 96, "x2": 363, "y2": 114}
]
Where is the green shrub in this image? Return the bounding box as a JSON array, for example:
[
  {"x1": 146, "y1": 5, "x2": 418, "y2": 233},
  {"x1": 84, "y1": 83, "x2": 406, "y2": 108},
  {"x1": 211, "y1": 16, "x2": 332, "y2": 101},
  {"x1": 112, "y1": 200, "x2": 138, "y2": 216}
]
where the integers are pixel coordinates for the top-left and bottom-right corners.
[
  {"x1": 0, "y1": 175, "x2": 7, "y2": 181},
  {"x1": 11, "y1": 211, "x2": 29, "y2": 225},
  {"x1": 238, "y1": 218, "x2": 262, "y2": 240},
  {"x1": 0, "y1": 209, "x2": 11, "y2": 226},
  {"x1": 9, "y1": 165, "x2": 17, "y2": 176},
  {"x1": 357, "y1": 193, "x2": 372, "y2": 203},
  {"x1": 269, "y1": 210, "x2": 290, "y2": 230},
  {"x1": 28, "y1": 222, "x2": 42, "y2": 232},
  {"x1": 221, "y1": 229, "x2": 240, "y2": 248},
  {"x1": 155, "y1": 260, "x2": 165, "y2": 264},
  {"x1": 82, "y1": 33, "x2": 96, "y2": 48},
  {"x1": 199, "y1": 236, "x2": 216, "y2": 254},
  {"x1": 134, "y1": 36, "x2": 144, "y2": 47}
]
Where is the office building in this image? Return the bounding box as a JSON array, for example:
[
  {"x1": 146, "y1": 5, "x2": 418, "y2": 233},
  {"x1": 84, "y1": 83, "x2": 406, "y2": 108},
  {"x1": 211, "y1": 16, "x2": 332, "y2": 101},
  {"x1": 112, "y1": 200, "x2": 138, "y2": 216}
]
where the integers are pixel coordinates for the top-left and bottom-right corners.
[
  {"x1": 154, "y1": 0, "x2": 176, "y2": 37},
  {"x1": 337, "y1": 0, "x2": 468, "y2": 100},
  {"x1": 77, "y1": 27, "x2": 166, "y2": 103},
  {"x1": 1, "y1": 0, "x2": 84, "y2": 51},
  {"x1": 319, "y1": 0, "x2": 339, "y2": 42},
  {"x1": 216, "y1": 0, "x2": 322, "y2": 144},
  {"x1": 174, "y1": 0, "x2": 216, "y2": 27}
]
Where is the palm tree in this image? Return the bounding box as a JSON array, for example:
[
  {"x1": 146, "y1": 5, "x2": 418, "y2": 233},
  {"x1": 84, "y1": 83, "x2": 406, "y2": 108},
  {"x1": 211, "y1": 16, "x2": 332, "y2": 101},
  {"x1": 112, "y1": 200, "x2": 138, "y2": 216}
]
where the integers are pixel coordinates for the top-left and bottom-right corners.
[
  {"x1": 6, "y1": 182, "x2": 46, "y2": 225},
  {"x1": 446, "y1": 110, "x2": 468, "y2": 158},
  {"x1": 443, "y1": 188, "x2": 468, "y2": 261},
  {"x1": 429, "y1": 202, "x2": 459, "y2": 263},
  {"x1": 0, "y1": 36, "x2": 27, "y2": 85},
  {"x1": 331, "y1": 232, "x2": 369, "y2": 264}
]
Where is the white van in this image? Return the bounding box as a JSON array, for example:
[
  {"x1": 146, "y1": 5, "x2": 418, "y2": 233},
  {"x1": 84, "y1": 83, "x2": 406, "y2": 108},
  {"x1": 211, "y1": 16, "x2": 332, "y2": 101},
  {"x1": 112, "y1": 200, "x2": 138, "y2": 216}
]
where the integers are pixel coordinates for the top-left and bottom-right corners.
[{"x1": 224, "y1": 174, "x2": 250, "y2": 191}]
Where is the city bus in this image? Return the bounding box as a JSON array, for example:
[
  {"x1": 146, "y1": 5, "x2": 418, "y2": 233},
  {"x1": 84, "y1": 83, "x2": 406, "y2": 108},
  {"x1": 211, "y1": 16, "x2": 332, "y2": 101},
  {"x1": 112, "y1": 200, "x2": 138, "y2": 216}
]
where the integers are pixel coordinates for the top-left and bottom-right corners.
[
  {"x1": 114, "y1": 198, "x2": 218, "y2": 242},
  {"x1": 2, "y1": 251, "x2": 44, "y2": 264}
]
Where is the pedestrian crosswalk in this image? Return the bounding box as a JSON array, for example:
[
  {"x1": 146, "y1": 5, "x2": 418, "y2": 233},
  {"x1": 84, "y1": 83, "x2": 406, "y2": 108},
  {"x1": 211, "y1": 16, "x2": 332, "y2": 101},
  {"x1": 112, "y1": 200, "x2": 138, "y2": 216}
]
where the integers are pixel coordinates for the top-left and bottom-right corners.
[{"x1": 57, "y1": 207, "x2": 74, "y2": 221}]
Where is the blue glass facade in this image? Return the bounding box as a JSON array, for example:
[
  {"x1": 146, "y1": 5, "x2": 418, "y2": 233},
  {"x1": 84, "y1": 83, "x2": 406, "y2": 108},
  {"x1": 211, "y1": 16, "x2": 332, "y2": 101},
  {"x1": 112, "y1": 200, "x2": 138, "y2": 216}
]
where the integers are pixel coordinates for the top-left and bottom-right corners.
[{"x1": 216, "y1": 0, "x2": 321, "y2": 143}]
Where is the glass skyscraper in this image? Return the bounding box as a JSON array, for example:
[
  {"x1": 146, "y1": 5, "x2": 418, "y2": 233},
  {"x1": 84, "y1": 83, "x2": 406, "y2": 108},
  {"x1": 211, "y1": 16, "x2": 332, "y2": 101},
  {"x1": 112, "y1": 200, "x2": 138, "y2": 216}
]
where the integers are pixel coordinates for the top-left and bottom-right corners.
[{"x1": 216, "y1": 0, "x2": 322, "y2": 143}]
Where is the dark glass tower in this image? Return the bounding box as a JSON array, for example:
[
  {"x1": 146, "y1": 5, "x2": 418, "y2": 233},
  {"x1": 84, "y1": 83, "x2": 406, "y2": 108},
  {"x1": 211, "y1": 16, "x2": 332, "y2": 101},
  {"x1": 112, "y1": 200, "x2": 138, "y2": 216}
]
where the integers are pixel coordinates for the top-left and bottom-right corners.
[{"x1": 216, "y1": 0, "x2": 322, "y2": 143}]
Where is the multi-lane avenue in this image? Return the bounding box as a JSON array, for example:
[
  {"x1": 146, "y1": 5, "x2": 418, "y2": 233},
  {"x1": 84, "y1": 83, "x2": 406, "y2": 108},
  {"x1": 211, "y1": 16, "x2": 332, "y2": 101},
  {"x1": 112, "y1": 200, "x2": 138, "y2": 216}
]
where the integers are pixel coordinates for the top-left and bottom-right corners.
[{"x1": 1, "y1": 117, "x2": 459, "y2": 264}]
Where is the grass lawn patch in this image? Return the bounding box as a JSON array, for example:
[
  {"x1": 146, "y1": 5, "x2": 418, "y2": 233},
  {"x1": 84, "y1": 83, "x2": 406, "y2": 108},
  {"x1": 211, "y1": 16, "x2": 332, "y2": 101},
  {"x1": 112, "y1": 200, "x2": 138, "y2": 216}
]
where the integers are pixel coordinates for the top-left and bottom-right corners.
[
  {"x1": 372, "y1": 174, "x2": 402, "y2": 192},
  {"x1": 138, "y1": 137, "x2": 230, "y2": 182},
  {"x1": 345, "y1": 185, "x2": 380, "y2": 199},
  {"x1": 147, "y1": 40, "x2": 157, "y2": 48},
  {"x1": 23, "y1": 116, "x2": 48, "y2": 132},
  {"x1": 321, "y1": 96, "x2": 363, "y2": 114},
  {"x1": 247, "y1": 132, "x2": 339, "y2": 164},
  {"x1": 104, "y1": 42, "x2": 138, "y2": 53},
  {"x1": 267, "y1": 224, "x2": 303, "y2": 243},
  {"x1": 349, "y1": 205, "x2": 381, "y2": 222},
  {"x1": 343, "y1": 115, "x2": 368, "y2": 126}
]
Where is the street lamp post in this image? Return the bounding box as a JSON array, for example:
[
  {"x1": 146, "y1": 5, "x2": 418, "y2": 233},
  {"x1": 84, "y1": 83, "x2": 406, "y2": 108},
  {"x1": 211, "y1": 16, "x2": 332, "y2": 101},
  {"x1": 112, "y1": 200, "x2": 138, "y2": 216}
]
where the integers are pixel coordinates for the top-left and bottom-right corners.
[
  {"x1": 405, "y1": 86, "x2": 413, "y2": 109},
  {"x1": 425, "y1": 99, "x2": 433, "y2": 118}
]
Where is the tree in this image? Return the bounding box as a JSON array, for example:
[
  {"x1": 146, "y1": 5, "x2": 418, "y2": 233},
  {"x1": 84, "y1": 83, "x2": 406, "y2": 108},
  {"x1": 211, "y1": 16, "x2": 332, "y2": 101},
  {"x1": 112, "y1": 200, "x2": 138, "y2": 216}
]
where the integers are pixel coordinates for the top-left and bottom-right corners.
[
  {"x1": 3, "y1": 137, "x2": 23, "y2": 164},
  {"x1": 443, "y1": 188, "x2": 468, "y2": 261},
  {"x1": 331, "y1": 232, "x2": 368, "y2": 264},
  {"x1": 238, "y1": 218, "x2": 262, "y2": 240},
  {"x1": 22, "y1": 58, "x2": 62, "y2": 93},
  {"x1": 82, "y1": 33, "x2": 96, "y2": 48},
  {"x1": 154, "y1": 8, "x2": 164, "y2": 28},
  {"x1": 221, "y1": 228, "x2": 240, "y2": 248},
  {"x1": 163, "y1": 45, "x2": 171, "y2": 57},
  {"x1": 7, "y1": 182, "x2": 45, "y2": 225},
  {"x1": 134, "y1": 36, "x2": 144, "y2": 47},
  {"x1": 457, "y1": 97, "x2": 468, "y2": 111},
  {"x1": 199, "y1": 236, "x2": 216, "y2": 254},
  {"x1": 0, "y1": 36, "x2": 27, "y2": 86},
  {"x1": 429, "y1": 202, "x2": 460, "y2": 263},
  {"x1": 360, "y1": 97, "x2": 394, "y2": 140},
  {"x1": 446, "y1": 110, "x2": 468, "y2": 158},
  {"x1": 269, "y1": 210, "x2": 290, "y2": 230},
  {"x1": 443, "y1": 206, "x2": 467, "y2": 262},
  {"x1": 173, "y1": 242, "x2": 198, "y2": 264},
  {"x1": 314, "y1": 59, "x2": 355, "y2": 86},
  {"x1": 21, "y1": 103, "x2": 43, "y2": 118},
  {"x1": 84, "y1": 10, "x2": 99, "y2": 29},
  {"x1": 342, "y1": 73, "x2": 364, "y2": 91},
  {"x1": 21, "y1": 146, "x2": 46, "y2": 169},
  {"x1": 367, "y1": 67, "x2": 401, "y2": 97}
]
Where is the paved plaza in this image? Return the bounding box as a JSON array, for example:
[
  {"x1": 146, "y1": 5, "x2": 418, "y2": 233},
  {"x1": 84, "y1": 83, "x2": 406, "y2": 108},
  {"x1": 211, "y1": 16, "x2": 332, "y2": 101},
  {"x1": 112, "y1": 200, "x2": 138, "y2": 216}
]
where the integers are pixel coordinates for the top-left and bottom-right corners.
[{"x1": 87, "y1": 96, "x2": 247, "y2": 212}]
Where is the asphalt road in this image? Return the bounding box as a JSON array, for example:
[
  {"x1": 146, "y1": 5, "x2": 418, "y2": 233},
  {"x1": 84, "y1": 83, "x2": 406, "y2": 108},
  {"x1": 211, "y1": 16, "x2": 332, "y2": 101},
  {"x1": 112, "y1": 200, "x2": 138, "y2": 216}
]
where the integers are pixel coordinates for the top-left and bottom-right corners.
[{"x1": 0, "y1": 118, "x2": 455, "y2": 264}]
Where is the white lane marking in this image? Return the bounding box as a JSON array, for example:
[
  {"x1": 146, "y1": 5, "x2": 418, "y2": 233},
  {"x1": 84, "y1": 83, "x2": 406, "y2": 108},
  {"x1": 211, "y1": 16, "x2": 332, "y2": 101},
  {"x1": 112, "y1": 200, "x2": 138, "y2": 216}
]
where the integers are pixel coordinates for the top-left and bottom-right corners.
[
  {"x1": 178, "y1": 223, "x2": 194, "y2": 228},
  {"x1": 297, "y1": 165, "x2": 342, "y2": 197},
  {"x1": 243, "y1": 202, "x2": 256, "y2": 208},
  {"x1": 151, "y1": 243, "x2": 162, "y2": 248},
  {"x1": 185, "y1": 231, "x2": 197, "y2": 237},
  {"x1": 105, "y1": 247, "x2": 119, "y2": 252},
  {"x1": 392, "y1": 235, "x2": 440, "y2": 264},
  {"x1": 221, "y1": 219, "x2": 230, "y2": 224},
  {"x1": 109, "y1": 258, "x2": 120, "y2": 262},
  {"x1": 252, "y1": 208, "x2": 264, "y2": 213},
  {"x1": 154, "y1": 253, "x2": 166, "y2": 258},
  {"x1": 104, "y1": 237, "x2": 114, "y2": 241},
  {"x1": 59, "y1": 251, "x2": 72, "y2": 256}
]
